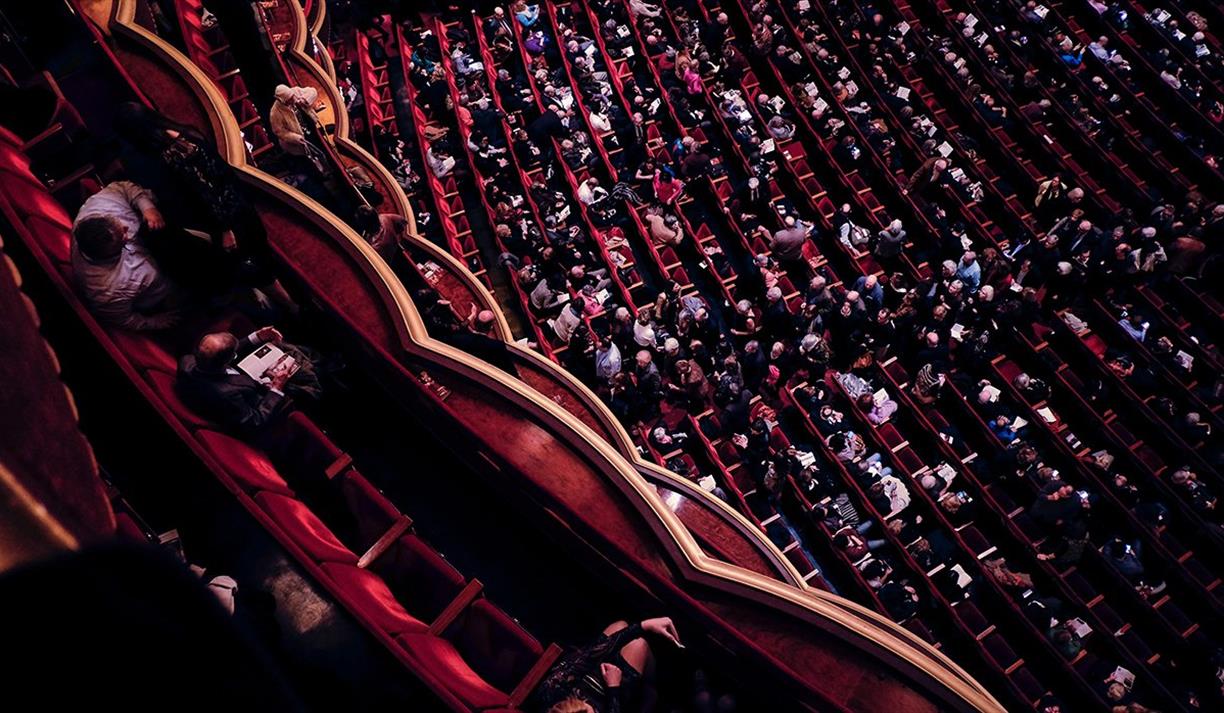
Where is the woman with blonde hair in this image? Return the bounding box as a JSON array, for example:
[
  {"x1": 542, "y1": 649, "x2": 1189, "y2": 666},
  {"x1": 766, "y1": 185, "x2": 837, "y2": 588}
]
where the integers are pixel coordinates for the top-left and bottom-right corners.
[{"x1": 537, "y1": 617, "x2": 682, "y2": 712}]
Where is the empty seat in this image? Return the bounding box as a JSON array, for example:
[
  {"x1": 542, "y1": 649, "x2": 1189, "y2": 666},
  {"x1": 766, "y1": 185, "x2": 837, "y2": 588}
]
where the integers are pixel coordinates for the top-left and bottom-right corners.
[
  {"x1": 321, "y1": 561, "x2": 428, "y2": 635},
  {"x1": 368, "y1": 532, "x2": 467, "y2": 623},
  {"x1": 255, "y1": 491, "x2": 359, "y2": 564},
  {"x1": 196, "y1": 429, "x2": 295, "y2": 495},
  {"x1": 397, "y1": 631, "x2": 510, "y2": 709},
  {"x1": 443, "y1": 599, "x2": 544, "y2": 693},
  {"x1": 334, "y1": 469, "x2": 403, "y2": 551},
  {"x1": 146, "y1": 370, "x2": 215, "y2": 430}
]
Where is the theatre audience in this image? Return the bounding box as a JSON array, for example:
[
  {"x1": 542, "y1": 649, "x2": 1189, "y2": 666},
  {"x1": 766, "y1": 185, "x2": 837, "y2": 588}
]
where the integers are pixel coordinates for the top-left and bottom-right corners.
[{"x1": 217, "y1": 4, "x2": 1224, "y2": 709}]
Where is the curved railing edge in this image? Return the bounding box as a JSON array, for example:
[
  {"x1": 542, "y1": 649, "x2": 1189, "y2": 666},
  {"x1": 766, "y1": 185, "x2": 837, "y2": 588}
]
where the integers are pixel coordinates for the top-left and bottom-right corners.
[{"x1": 100, "y1": 3, "x2": 1004, "y2": 710}]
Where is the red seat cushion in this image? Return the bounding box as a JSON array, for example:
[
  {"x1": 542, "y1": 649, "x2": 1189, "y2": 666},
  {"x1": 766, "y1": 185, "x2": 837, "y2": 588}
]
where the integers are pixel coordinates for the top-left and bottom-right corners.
[
  {"x1": 146, "y1": 369, "x2": 215, "y2": 430},
  {"x1": 196, "y1": 430, "x2": 294, "y2": 496},
  {"x1": 0, "y1": 173, "x2": 70, "y2": 226},
  {"x1": 25, "y1": 214, "x2": 73, "y2": 265},
  {"x1": 0, "y1": 143, "x2": 35, "y2": 180},
  {"x1": 0, "y1": 125, "x2": 23, "y2": 147},
  {"x1": 254, "y1": 491, "x2": 357, "y2": 564},
  {"x1": 445, "y1": 599, "x2": 543, "y2": 692},
  {"x1": 110, "y1": 331, "x2": 177, "y2": 374},
  {"x1": 320, "y1": 562, "x2": 428, "y2": 636},
  {"x1": 368, "y1": 534, "x2": 466, "y2": 622},
  {"x1": 336, "y1": 470, "x2": 402, "y2": 550},
  {"x1": 397, "y1": 632, "x2": 509, "y2": 709}
]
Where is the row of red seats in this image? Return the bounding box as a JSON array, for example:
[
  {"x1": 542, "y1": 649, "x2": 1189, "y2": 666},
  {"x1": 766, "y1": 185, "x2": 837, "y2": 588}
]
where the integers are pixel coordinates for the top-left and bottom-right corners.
[
  {"x1": 430, "y1": 17, "x2": 558, "y2": 358},
  {"x1": 386, "y1": 24, "x2": 494, "y2": 291},
  {"x1": 353, "y1": 31, "x2": 399, "y2": 151},
  {"x1": 641, "y1": 0, "x2": 1214, "y2": 709},
  {"x1": 173, "y1": 0, "x2": 274, "y2": 160},
  {"x1": 465, "y1": 12, "x2": 650, "y2": 354},
  {"x1": 0, "y1": 123, "x2": 560, "y2": 712}
]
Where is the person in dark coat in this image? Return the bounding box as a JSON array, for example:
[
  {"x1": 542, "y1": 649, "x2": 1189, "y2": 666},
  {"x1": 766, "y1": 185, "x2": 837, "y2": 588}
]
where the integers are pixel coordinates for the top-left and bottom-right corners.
[{"x1": 177, "y1": 326, "x2": 322, "y2": 435}]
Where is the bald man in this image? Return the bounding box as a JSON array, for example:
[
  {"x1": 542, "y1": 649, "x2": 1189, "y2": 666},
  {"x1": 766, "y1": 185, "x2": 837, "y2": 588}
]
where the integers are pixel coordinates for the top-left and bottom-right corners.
[{"x1": 177, "y1": 326, "x2": 322, "y2": 434}]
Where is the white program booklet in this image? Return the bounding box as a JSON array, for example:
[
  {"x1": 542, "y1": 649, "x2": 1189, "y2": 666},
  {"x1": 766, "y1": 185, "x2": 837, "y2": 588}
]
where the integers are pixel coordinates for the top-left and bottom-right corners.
[
  {"x1": 1068, "y1": 617, "x2": 1093, "y2": 638},
  {"x1": 238, "y1": 343, "x2": 299, "y2": 383}
]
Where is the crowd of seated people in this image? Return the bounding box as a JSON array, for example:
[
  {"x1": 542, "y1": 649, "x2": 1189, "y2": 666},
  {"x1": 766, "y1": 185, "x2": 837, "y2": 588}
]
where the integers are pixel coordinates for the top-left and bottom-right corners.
[
  {"x1": 11, "y1": 0, "x2": 1224, "y2": 706},
  {"x1": 339, "y1": 0, "x2": 1224, "y2": 708}
]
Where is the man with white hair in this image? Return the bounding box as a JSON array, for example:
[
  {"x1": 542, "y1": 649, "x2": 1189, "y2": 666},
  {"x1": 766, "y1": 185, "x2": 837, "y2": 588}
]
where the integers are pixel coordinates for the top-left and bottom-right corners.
[{"x1": 269, "y1": 84, "x2": 319, "y2": 155}]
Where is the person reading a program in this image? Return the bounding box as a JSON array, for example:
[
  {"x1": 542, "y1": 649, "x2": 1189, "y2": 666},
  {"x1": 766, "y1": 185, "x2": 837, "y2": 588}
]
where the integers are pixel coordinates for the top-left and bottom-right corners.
[{"x1": 177, "y1": 325, "x2": 323, "y2": 435}]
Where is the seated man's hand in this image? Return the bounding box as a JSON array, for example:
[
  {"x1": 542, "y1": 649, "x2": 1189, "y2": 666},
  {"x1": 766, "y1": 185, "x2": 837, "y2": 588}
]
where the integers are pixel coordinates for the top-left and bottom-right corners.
[
  {"x1": 142, "y1": 205, "x2": 166, "y2": 231},
  {"x1": 256, "y1": 326, "x2": 283, "y2": 344}
]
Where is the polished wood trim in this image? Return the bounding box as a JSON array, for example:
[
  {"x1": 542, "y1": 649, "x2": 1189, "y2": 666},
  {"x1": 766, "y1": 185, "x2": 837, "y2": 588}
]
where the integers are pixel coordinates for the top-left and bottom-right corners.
[
  {"x1": 98, "y1": 4, "x2": 1005, "y2": 709},
  {"x1": 356, "y1": 515, "x2": 413, "y2": 569},
  {"x1": 428, "y1": 578, "x2": 483, "y2": 636},
  {"x1": 323, "y1": 452, "x2": 354, "y2": 481},
  {"x1": 509, "y1": 642, "x2": 563, "y2": 708}
]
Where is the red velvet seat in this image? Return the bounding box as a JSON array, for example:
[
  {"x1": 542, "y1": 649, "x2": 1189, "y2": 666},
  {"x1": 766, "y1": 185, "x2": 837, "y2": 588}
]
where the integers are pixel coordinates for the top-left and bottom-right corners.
[
  {"x1": 444, "y1": 599, "x2": 545, "y2": 693},
  {"x1": 320, "y1": 561, "x2": 428, "y2": 635},
  {"x1": 196, "y1": 429, "x2": 295, "y2": 496},
  {"x1": 0, "y1": 173, "x2": 72, "y2": 226},
  {"x1": 23, "y1": 214, "x2": 73, "y2": 265},
  {"x1": 114, "y1": 511, "x2": 150, "y2": 543},
  {"x1": 0, "y1": 125, "x2": 22, "y2": 147},
  {"x1": 336, "y1": 469, "x2": 402, "y2": 550},
  {"x1": 254, "y1": 491, "x2": 358, "y2": 564},
  {"x1": 397, "y1": 631, "x2": 509, "y2": 709},
  {"x1": 368, "y1": 533, "x2": 467, "y2": 622},
  {"x1": 0, "y1": 143, "x2": 36, "y2": 181},
  {"x1": 145, "y1": 369, "x2": 215, "y2": 430},
  {"x1": 276, "y1": 411, "x2": 347, "y2": 482},
  {"x1": 110, "y1": 331, "x2": 178, "y2": 374}
]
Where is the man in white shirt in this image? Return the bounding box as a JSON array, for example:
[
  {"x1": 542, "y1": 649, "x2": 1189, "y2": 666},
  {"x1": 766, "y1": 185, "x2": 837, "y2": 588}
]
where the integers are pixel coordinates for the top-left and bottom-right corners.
[
  {"x1": 71, "y1": 181, "x2": 188, "y2": 330},
  {"x1": 577, "y1": 176, "x2": 609, "y2": 207}
]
